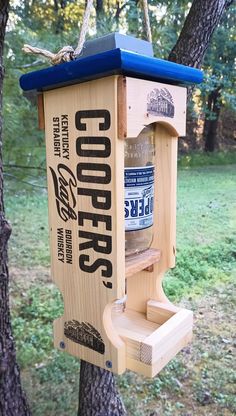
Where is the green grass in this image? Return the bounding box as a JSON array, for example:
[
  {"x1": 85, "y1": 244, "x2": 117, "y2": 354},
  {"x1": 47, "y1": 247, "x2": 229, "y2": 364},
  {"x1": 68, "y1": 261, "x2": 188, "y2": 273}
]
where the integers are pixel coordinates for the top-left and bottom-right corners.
[
  {"x1": 178, "y1": 150, "x2": 236, "y2": 168},
  {"x1": 6, "y1": 162, "x2": 236, "y2": 415},
  {"x1": 165, "y1": 165, "x2": 236, "y2": 300},
  {"x1": 6, "y1": 188, "x2": 49, "y2": 267}
]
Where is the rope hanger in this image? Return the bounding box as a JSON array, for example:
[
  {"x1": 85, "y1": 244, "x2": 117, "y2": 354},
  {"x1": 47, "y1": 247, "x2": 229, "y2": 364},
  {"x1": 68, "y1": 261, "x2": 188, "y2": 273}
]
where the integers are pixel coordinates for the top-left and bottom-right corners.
[{"x1": 23, "y1": 0, "x2": 152, "y2": 65}]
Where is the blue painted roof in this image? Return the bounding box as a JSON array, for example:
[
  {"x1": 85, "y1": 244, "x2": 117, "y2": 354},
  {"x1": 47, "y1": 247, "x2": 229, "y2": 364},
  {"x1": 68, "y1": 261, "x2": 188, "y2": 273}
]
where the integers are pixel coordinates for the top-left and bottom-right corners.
[{"x1": 20, "y1": 48, "x2": 203, "y2": 91}]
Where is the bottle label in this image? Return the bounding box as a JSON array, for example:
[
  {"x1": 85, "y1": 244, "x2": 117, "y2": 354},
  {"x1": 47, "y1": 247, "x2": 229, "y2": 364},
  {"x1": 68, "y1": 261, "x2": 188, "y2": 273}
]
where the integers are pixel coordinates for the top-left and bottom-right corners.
[{"x1": 124, "y1": 166, "x2": 154, "y2": 231}]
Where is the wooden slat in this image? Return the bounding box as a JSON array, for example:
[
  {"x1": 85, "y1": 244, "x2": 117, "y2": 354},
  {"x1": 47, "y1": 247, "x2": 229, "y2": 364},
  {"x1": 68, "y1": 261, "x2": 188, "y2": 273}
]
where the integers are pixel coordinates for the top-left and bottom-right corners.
[
  {"x1": 126, "y1": 357, "x2": 152, "y2": 378},
  {"x1": 140, "y1": 309, "x2": 193, "y2": 365},
  {"x1": 147, "y1": 300, "x2": 180, "y2": 325},
  {"x1": 125, "y1": 77, "x2": 187, "y2": 138},
  {"x1": 44, "y1": 75, "x2": 126, "y2": 374},
  {"x1": 125, "y1": 248, "x2": 161, "y2": 278},
  {"x1": 117, "y1": 76, "x2": 127, "y2": 139},
  {"x1": 154, "y1": 126, "x2": 178, "y2": 272},
  {"x1": 150, "y1": 331, "x2": 192, "y2": 377},
  {"x1": 126, "y1": 329, "x2": 192, "y2": 378},
  {"x1": 37, "y1": 94, "x2": 45, "y2": 130}
]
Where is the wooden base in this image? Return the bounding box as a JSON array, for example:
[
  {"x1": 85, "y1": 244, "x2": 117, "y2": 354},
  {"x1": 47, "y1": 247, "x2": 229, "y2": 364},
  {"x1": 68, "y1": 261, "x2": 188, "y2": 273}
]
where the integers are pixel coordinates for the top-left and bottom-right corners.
[{"x1": 112, "y1": 300, "x2": 193, "y2": 377}]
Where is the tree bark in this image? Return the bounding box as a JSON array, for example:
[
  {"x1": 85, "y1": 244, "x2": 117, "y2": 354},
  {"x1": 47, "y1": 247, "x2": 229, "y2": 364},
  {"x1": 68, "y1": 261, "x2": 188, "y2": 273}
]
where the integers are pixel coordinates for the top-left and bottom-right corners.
[
  {"x1": 78, "y1": 361, "x2": 126, "y2": 416},
  {"x1": 168, "y1": 0, "x2": 234, "y2": 68},
  {"x1": 0, "y1": 2, "x2": 31, "y2": 415},
  {"x1": 96, "y1": 0, "x2": 105, "y2": 34},
  {"x1": 168, "y1": 0, "x2": 233, "y2": 148},
  {"x1": 204, "y1": 87, "x2": 221, "y2": 152}
]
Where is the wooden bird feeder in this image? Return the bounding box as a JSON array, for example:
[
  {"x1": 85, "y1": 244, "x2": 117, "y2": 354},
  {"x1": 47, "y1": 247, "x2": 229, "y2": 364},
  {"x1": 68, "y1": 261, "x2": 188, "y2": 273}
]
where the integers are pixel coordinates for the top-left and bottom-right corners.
[{"x1": 20, "y1": 33, "x2": 203, "y2": 377}]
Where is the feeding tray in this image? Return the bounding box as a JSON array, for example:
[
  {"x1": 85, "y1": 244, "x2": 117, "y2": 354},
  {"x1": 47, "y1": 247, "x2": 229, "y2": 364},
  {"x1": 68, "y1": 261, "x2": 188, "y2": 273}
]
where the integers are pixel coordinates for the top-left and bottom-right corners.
[{"x1": 112, "y1": 300, "x2": 193, "y2": 377}]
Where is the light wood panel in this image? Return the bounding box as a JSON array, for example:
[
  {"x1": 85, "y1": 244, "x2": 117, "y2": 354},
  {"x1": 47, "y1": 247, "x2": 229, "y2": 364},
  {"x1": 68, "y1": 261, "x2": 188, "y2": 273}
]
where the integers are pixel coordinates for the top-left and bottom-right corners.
[
  {"x1": 124, "y1": 77, "x2": 187, "y2": 139},
  {"x1": 154, "y1": 125, "x2": 178, "y2": 272},
  {"x1": 37, "y1": 94, "x2": 45, "y2": 130},
  {"x1": 125, "y1": 124, "x2": 178, "y2": 313},
  {"x1": 117, "y1": 76, "x2": 127, "y2": 139},
  {"x1": 125, "y1": 248, "x2": 161, "y2": 278},
  {"x1": 43, "y1": 76, "x2": 126, "y2": 374},
  {"x1": 146, "y1": 300, "x2": 180, "y2": 325}
]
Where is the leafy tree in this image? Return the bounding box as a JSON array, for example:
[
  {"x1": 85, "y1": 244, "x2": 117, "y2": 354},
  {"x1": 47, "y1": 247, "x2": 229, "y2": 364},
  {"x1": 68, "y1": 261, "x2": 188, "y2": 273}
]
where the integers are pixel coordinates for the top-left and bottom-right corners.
[
  {"x1": 168, "y1": 0, "x2": 235, "y2": 151},
  {"x1": 201, "y1": 5, "x2": 236, "y2": 151}
]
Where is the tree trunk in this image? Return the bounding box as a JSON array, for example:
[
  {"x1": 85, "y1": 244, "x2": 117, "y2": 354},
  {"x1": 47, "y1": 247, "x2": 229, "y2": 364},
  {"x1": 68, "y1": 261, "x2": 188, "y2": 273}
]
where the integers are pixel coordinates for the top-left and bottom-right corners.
[
  {"x1": 168, "y1": 0, "x2": 234, "y2": 68},
  {"x1": 96, "y1": 0, "x2": 105, "y2": 34},
  {"x1": 168, "y1": 0, "x2": 233, "y2": 149},
  {"x1": 0, "y1": 2, "x2": 31, "y2": 415},
  {"x1": 78, "y1": 361, "x2": 126, "y2": 416},
  {"x1": 204, "y1": 87, "x2": 221, "y2": 152},
  {"x1": 53, "y1": 0, "x2": 67, "y2": 34}
]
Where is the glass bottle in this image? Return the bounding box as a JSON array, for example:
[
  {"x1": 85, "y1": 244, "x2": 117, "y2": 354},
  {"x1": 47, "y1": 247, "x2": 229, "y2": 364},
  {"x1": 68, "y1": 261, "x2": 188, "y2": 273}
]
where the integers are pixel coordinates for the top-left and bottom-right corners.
[{"x1": 124, "y1": 125, "x2": 155, "y2": 257}]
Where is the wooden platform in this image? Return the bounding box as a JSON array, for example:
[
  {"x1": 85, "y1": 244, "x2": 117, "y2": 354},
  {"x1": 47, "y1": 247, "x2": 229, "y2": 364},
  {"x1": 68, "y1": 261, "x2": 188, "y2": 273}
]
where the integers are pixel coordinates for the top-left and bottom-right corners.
[
  {"x1": 112, "y1": 300, "x2": 193, "y2": 377},
  {"x1": 125, "y1": 248, "x2": 161, "y2": 278}
]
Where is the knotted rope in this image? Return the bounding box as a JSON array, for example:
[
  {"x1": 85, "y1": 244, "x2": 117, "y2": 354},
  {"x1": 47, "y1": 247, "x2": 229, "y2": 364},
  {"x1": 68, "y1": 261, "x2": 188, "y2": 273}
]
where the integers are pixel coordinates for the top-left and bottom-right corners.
[
  {"x1": 22, "y1": 0, "x2": 152, "y2": 65},
  {"x1": 22, "y1": 0, "x2": 93, "y2": 64}
]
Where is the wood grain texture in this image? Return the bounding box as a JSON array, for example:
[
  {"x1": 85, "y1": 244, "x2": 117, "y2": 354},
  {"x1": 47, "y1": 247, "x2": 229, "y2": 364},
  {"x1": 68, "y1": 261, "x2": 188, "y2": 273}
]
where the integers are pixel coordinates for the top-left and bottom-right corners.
[
  {"x1": 125, "y1": 124, "x2": 178, "y2": 313},
  {"x1": 117, "y1": 76, "x2": 127, "y2": 139},
  {"x1": 146, "y1": 300, "x2": 180, "y2": 324},
  {"x1": 43, "y1": 75, "x2": 126, "y2": 374},
  {"x1": 154, "y1": 124, "x2": 178, "y2": 273},
  {"x1": 125, "y1": 77, "x2": 187, "y2": 138},
  {"x1": 125, "y1": 248, "x2": 161, "y2": 278},
  {"x1": 37, "y1": 93, "x2": 45, "y2": 130}
]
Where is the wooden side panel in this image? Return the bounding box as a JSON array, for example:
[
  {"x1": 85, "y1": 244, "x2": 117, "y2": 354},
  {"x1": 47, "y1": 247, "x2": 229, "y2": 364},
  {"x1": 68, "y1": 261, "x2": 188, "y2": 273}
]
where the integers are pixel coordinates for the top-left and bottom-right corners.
[
  {"x1": 125, "y1": 77, "x2": 187, "y2": 138},
  {"x1": 43, "y1": 76, "x2": 126, "y2": 374},
  {"x1": 117, "y1": 76, "x2": 127, "y2": 139},
  {"x1": 126, "y1": 124, "x2": 178, "y2": 312},
  {"x1": 150, "y1": 330, "x2": 192, "y2": 377},
  {"x1": 154, "y1": 125, "x2": 178, "y2": 273},
  {"x1": 37, "y1": 93, "x2": 45, "y2": 130},
  {"x1": 146, "y1": 300, "x2": 180, "y2": 325},
  {"x1": 140, "y1": 309, "x2": 193, "y2": 365},
  {"x1": 125, "y1": 329, "x2": 192, "y2": 378}
]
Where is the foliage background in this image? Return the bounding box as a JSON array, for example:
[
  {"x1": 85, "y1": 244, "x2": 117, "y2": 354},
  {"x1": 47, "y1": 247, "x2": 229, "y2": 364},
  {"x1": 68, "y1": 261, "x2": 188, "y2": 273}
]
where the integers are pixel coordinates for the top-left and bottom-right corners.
[{"x1": 3, "y1": 0, "x2": 236, "y2": 176}]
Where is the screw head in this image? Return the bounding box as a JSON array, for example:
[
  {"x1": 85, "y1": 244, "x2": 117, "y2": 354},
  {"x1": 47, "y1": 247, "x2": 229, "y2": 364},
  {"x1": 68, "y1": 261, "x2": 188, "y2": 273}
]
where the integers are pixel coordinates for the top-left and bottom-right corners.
[
  {"x1": 106, "y1": 360, "x2": 112, "y2": 369},
  {"x1": 59, "y1": 341, "x2": 65, "y2": 349}
]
